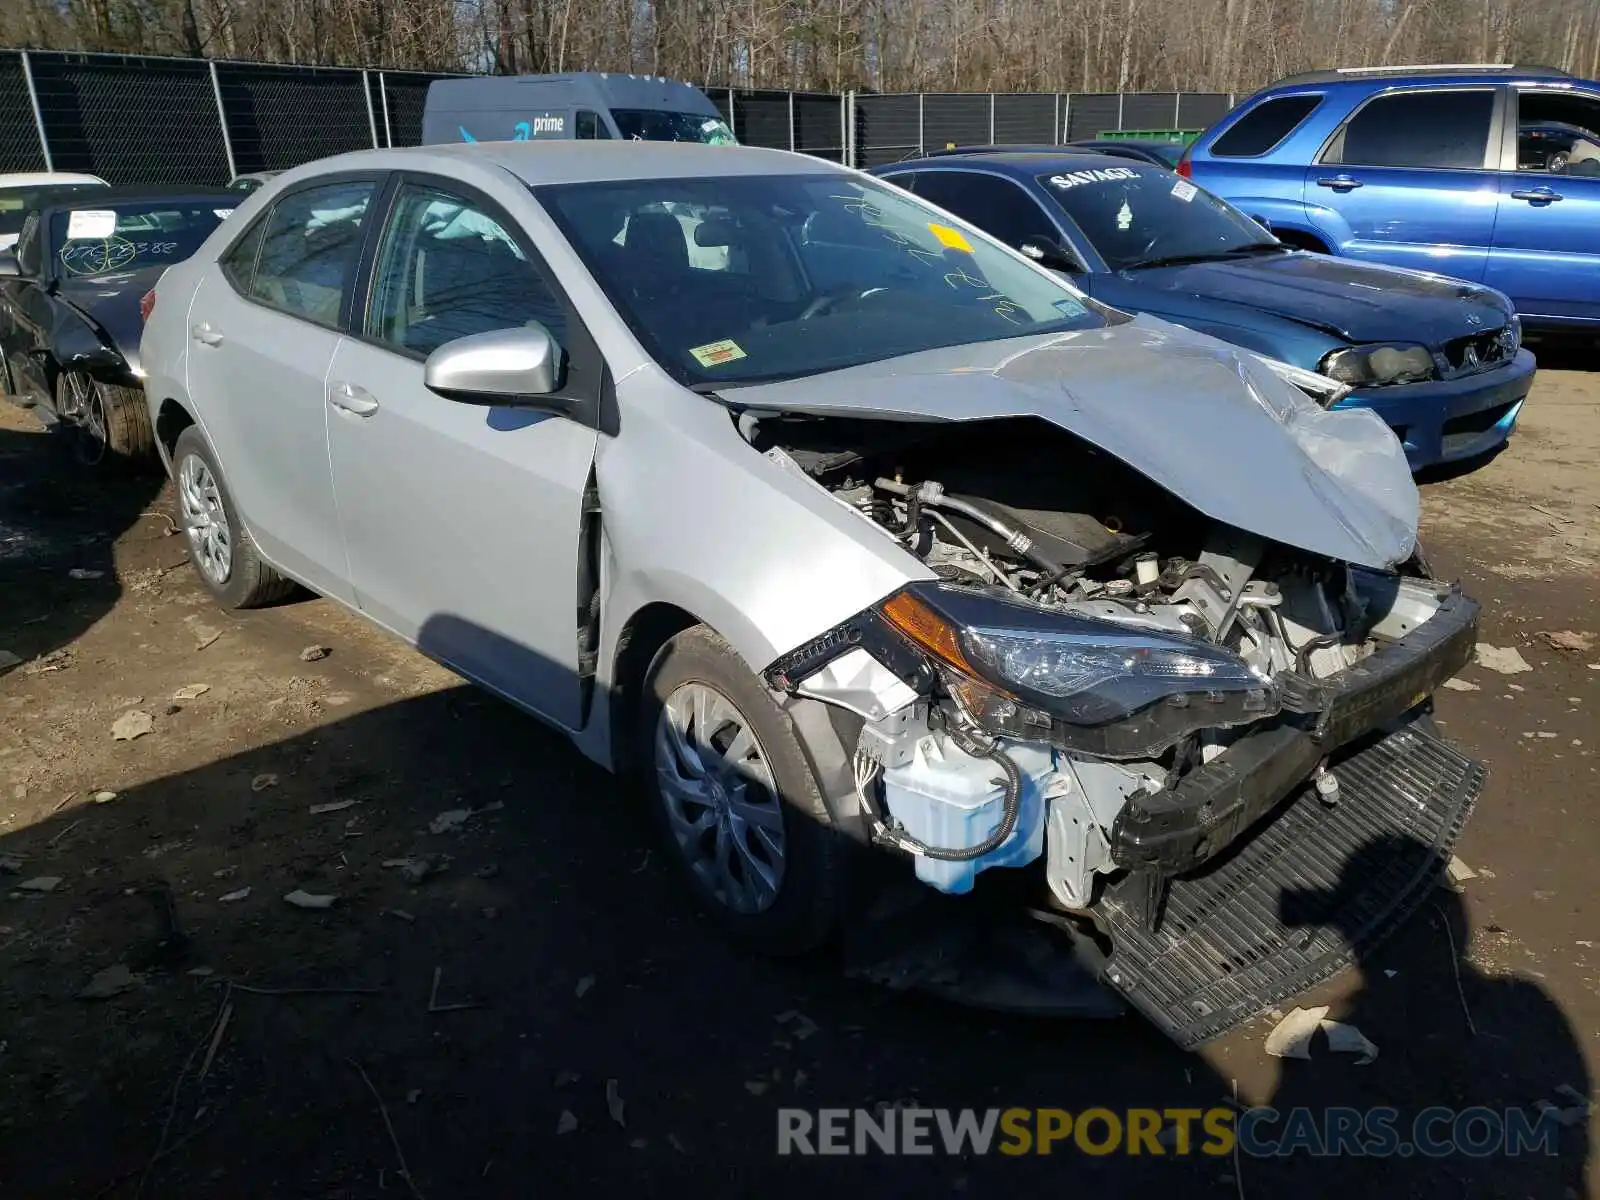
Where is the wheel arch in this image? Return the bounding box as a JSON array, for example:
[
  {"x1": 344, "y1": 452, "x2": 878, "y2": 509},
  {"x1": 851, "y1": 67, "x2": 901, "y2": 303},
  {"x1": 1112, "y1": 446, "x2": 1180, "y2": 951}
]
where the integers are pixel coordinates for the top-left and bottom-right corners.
[
  {"x1": 154, "y1": 396, "x2": 197, "y2": 474},
  {"x1": 605, "y1": 600, "x2": 701, "y2": 777}
]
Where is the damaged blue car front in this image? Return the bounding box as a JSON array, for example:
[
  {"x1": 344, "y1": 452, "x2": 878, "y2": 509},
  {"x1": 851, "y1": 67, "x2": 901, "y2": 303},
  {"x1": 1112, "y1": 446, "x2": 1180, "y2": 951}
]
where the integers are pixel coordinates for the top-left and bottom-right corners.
[{"x1": 872, "y1": 151, "x2": 1535, "y2": 471}]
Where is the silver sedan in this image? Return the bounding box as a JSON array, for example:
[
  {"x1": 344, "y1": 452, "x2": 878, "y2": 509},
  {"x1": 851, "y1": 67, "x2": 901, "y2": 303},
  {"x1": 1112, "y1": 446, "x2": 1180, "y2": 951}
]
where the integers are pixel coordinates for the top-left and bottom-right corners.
[{"x1": 140, "y1": 141, "x2": 1484, "y2": 1046}]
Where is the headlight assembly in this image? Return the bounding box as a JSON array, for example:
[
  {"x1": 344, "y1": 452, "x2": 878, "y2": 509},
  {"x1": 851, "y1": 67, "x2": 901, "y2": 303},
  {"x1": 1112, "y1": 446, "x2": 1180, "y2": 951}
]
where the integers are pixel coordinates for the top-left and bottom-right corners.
[
  {"x1": 879, "y1": 584, "x2": 1272, "y2": 728},
  {"x1": 1320, "y1": 343, "x2": 1435, "y2": 386}
]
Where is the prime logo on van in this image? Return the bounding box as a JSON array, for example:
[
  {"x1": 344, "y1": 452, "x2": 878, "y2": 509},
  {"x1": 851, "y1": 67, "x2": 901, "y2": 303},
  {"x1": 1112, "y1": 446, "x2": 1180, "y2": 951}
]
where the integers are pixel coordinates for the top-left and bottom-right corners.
[{"x1": 457, "y1": 113, "x2": 567, "y2": 143}]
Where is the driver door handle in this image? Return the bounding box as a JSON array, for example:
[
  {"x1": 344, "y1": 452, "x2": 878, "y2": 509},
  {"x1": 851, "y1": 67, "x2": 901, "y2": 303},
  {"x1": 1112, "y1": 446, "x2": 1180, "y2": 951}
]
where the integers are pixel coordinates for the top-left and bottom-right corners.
[
  {"x1": 328, "y1": 381, "x2": 379, "y2": 417},
  {"x1": 1510, "y1": 188, "x2": 1563, "y2": 204},
  {"x1": 1315, "y1": 175, "x2": 1363, "y2": 192},
  {"x1": 190, "y1": 323, "x2": 224, "y2": 347}
]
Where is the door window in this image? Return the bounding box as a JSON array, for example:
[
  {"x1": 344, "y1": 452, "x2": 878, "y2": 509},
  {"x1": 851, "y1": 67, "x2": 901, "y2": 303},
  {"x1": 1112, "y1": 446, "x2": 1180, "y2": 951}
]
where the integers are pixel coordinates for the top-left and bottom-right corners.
[
  {"x1": 250, "y1": 180, "x2": 376, "y2": 326},
  {"x1": 1211, "y1": 94, "x2": 1322, "y2": 157},
  {"x1": 576, "y1": 110, "x2": 612, "y2": 139},
  {"x1": 1326, "y1": 89, "x2": 1495, "y2": 170},
  {"x1": 909, "y1": 171, "x2": 1059, "y2": 250},
  {"x1": 220, "y1": 216, "x2": 266, "y2": 292},
  {"x1": 1514, "y1": 90, "x2": 1600, "y2": 176},
  {"x1": 366, "y1": 183, "x2": 567, "y2": 358}
]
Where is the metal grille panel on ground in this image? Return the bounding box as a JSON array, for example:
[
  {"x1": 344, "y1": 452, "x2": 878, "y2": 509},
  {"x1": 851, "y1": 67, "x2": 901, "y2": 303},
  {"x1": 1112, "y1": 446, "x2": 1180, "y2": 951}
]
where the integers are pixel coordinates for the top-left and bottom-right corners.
[{"x1": 0, "y1": 48, "x2": 1232, "y2": 181}]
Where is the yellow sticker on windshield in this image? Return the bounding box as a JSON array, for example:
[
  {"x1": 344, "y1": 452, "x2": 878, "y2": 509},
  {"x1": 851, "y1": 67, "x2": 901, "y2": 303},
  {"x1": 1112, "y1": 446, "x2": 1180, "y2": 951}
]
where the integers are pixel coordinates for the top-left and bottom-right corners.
[
  {"x1": 928, "y1": 223, "x2": 974, "y2": 253},
  {"x1": 689, "y1": 339, "x2": 748, "y2": 368}
]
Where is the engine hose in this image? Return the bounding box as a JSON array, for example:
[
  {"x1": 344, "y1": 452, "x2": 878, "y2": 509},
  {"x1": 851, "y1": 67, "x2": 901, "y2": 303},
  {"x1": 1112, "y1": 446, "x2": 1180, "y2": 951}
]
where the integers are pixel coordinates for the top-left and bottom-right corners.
[
  {"x1": 874, "y1": 477, "x2": 1068, "y2": 580},
  {"x1": 880, "y1": 740, "x2": 1024, "y2": 862},
  {"x1": 1295, "y1": 630, "x2": 1342, "y2": 675}
]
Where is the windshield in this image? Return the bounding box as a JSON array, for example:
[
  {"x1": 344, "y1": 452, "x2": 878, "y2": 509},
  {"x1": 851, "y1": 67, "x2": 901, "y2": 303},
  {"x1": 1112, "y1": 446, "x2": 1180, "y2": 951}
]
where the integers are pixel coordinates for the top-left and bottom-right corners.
[
  {"x1": 610, "y1": 109, "x2": 737, "y2": 144},
  {"x1": 1037, "y1": 165, "x2": 1279, "y2": 271},
  {"x1": 537, "y1": 172, "x2": 1109, "y2": 388},
  {"x1": 0, "y1": 184, "x2": 107, "y2": 237},
  {"x1": 49, "y1": 201, "x2": 236, "y2": 277}
]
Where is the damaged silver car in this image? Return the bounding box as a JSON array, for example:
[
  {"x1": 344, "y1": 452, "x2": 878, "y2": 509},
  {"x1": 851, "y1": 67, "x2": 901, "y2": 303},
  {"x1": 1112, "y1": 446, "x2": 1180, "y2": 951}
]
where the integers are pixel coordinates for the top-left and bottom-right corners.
[{"x1": 140, "y1": 142, "x2": 1484, "y2": 1048}]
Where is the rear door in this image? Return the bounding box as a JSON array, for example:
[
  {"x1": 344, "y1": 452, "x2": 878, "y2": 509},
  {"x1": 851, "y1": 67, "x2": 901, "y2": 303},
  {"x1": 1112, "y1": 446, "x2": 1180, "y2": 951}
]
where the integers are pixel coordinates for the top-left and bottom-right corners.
[
  {"x1": 183, "y1": 176, "x2": 382, "y2": 600},
  {"x1": 1485, "y1": 85, "x2": 1600, "y2": 323},
  {"x1": 1307, "y1": 87, "x2": 1502, "y2": 280},
  {"x1": 325, "y1": 175, "x2": 600, "y2": 730}
]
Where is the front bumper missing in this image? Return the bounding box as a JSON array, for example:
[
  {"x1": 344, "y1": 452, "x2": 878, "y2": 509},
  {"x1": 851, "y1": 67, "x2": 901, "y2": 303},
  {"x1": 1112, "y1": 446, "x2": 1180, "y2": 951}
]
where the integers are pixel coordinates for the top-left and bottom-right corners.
[
  {"x1": 1097, "y1": 719, "x2": 1484, "y2": 1048},
  {"x1": 1109, "y1": 584, "x2": 1479, "y2": 876}
]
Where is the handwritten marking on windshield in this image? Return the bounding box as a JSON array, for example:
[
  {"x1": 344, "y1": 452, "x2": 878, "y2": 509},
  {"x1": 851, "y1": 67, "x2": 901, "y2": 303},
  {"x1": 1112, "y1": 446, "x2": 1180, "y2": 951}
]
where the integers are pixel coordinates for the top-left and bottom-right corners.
[{"x1": 826, "y1": 192, "x2": 1025, "y2": 322}]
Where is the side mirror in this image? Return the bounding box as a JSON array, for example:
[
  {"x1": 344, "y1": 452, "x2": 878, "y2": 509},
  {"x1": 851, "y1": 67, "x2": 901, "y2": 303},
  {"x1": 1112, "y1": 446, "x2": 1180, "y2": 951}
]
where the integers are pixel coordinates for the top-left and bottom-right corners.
[
  {"x1": 1019, "y1": 237, "x2": 1084, "y2": 273},
  {"x1": 424, "y1": 324, "x2": 561, "y2": 406},
  {"x1": 0, "y1": 248, "x2": 20, "y2": 278},
  {"x1": 1251, "y1": 214, "x2": 1273, "y2": 234}
]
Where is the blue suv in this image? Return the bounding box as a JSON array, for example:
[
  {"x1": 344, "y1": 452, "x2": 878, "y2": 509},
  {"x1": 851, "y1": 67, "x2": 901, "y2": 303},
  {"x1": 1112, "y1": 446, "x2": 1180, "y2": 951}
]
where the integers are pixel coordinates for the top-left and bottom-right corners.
[{"x1": 1180, "y1": 64, "x2": 1600, "y2": 332}]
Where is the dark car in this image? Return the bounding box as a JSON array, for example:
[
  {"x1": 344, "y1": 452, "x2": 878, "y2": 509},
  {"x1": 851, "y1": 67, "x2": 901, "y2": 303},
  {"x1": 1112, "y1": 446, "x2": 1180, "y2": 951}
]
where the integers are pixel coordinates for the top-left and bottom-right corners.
[
  {"x1": 1067, "y1": 138, "x2": 1187, "y2": 167},
  {"x1": 0, "y1": 186, "x2": 239, "y2": 467},
  {"x1": 872, "y1": 151, "x2": 1536, "y2": 470}
]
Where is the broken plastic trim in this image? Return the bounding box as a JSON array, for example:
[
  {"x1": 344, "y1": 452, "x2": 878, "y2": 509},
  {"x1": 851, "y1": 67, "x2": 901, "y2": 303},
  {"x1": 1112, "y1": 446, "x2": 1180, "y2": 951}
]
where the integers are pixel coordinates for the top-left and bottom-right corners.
[{"x1": 1110, "y1": 586, "x2": 1479, "y2": 874}]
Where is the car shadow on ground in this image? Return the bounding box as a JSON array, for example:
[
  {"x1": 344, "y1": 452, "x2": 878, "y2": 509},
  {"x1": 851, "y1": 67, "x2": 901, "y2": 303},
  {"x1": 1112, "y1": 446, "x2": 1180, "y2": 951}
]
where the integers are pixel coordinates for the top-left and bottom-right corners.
[
  {"x1": 0, "y1": 666, "x2": 1589, "y2": 1196},
  {"x1": 0, "y1": 421, "x2": 165, "y2": 681}
]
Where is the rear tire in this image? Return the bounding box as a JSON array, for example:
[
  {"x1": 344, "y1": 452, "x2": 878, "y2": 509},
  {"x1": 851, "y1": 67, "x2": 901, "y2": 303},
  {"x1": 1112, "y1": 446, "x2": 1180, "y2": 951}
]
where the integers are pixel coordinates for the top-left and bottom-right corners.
[
  {"x1": 171, "y1": 426, "x2": 295, "y2": 609},
  {"x1": 637, "y1": 625, "x2": 847, "y2": 955},
  {"x1": 56, "y1": 371, "x2": 155, "y2": 469}
]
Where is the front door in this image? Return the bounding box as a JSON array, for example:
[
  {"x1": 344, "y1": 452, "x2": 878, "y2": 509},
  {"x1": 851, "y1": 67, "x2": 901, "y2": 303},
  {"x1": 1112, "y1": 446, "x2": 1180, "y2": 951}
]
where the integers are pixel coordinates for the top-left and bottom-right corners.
[
  {"x1": 325, "y1": 178, "x2": 598, "y2": 730},
  {"x1": 183, "y1": 177, "x2": 381, "y2": 600},
  {"x1": 1485, "y1": 85, "x2": 1600, "y2": 323},
  {"x1": 1305, "y1": 86, "x2": 1501, "y2": 281}
]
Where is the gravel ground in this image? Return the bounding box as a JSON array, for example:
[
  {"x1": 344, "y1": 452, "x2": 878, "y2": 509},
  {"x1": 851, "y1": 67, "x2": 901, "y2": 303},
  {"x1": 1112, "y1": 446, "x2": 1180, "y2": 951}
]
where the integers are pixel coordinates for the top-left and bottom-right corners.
[{"x1": 1, "y1": 361, "x2": 1596, "y2": 1198}]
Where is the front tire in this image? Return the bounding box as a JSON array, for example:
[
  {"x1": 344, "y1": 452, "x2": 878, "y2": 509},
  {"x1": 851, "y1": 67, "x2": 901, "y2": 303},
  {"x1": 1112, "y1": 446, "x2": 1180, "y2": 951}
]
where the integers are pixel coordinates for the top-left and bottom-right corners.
[
  {"x1": 172, "y1": 426, "x2": 295, "y2": 609},
  {"x1": 637, "y1": 625, "x2": 847, "y2": 955},
  {"x1": 56, "y1": 371, "x2": 154, "y2": 468}
]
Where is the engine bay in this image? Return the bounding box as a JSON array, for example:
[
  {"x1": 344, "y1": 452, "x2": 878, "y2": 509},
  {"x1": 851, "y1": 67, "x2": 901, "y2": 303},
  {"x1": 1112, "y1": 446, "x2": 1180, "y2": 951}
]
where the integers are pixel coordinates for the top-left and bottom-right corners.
[
  {"x1": 752, "y1": 414, "x2": 1417, "y2": 689},
  {"x1": 747, "y1": 412, "x2": 1455, "y2": 911}
]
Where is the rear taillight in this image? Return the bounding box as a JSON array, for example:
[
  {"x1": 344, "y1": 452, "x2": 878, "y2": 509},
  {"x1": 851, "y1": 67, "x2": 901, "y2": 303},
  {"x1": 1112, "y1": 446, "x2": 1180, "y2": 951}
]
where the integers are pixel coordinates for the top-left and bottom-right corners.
[
  {"x1": 1176, "y1": 150, "x2": 1193, "y2": 179},
  {"x1": 139, "y1": 288, "x2": 156, "y2": 323}
]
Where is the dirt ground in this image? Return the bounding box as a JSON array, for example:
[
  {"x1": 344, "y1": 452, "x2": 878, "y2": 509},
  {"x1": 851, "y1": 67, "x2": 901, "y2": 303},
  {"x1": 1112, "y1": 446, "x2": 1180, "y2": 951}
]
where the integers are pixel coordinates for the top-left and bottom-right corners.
[{"x1": 1, "y1": 359, "x2": 1596, "y2": 1199}]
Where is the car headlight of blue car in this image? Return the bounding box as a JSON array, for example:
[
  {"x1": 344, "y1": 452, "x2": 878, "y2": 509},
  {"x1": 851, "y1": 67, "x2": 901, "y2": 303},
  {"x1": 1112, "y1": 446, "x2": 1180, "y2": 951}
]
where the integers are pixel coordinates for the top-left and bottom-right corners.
[{"x1": 1320, "y1": 343, "x2": 1436, "y2": 386}]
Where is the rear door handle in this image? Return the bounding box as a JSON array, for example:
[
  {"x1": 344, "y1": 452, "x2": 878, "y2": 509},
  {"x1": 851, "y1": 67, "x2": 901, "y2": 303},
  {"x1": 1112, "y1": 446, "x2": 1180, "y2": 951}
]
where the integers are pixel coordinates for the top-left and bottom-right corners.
[
  {"x1": 190, "y1": 323, "x2": 224, "y2": 347},
  {"x1": 328, "y1": 381, "x2": 379, "y2": 417},
  {"x1": 1315, "y1": 175, "x2": 1363, "y2": 192},
  {"x1": 1510, "y1": 188, "x2": 1563, "y2": 204}
]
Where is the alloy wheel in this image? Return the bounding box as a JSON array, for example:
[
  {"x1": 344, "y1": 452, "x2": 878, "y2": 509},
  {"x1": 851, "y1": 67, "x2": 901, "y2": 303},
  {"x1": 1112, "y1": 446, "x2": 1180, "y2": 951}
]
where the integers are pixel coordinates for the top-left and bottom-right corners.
[
  {"x1": 654, "y1": 681, "x2": 787, "y2": 915},
  {"x1": 61, "y1": 374, "x2": 107, "y2": 465},
  {"x1": 178, "y1": 453, "x2": 233, "y2": 585}
]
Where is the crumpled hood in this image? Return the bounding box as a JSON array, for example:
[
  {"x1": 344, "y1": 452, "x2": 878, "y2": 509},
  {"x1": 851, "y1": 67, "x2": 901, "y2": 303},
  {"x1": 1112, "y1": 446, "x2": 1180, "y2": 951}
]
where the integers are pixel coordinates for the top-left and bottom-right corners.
[
  {"x1": 730, "y1": 314, "x2": 1419, "y2": 570},
  {"x1": 1127, "y1": 253, "x2": 1511, "y2": 346}
]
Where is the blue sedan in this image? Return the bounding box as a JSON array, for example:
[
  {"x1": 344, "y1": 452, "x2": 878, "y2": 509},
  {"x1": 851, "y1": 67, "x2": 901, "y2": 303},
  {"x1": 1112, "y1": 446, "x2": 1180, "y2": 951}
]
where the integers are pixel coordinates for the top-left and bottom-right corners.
[{"x1": 871, "y1": 152, "x2": 1535, "y2": 470}]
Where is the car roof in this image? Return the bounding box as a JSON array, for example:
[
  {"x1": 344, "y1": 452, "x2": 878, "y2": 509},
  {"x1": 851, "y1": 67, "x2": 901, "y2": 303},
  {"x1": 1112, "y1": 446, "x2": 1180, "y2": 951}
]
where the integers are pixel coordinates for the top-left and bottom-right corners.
[
  {"x1": 880, "y1": 150, "x2": 1151, "y2": 176},
  {"x1": 0, "y1": 171, "x2": 107, "y2": 189},
  {"x1": 276, "y1": 141, "x2": 837, "y2": 188},
  {"x1": 43, "y1": 184, "x2": 239, "y2": 204},
  {"x1": 1258, "y1": 63, "x2": 1573, "y2": 91}
]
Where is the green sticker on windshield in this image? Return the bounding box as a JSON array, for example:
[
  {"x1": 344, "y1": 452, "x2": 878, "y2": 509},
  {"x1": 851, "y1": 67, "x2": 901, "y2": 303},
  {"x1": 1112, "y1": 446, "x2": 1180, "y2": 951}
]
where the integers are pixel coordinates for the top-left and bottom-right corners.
[{"x1": 689, "y1": 339, "x2": 747, "y2": 368}]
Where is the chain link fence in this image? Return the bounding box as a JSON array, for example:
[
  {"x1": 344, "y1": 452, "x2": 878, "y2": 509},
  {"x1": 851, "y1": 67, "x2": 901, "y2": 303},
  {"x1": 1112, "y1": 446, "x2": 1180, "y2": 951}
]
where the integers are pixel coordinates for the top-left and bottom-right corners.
[{"x1": 0, "y1": 47, "x2": 1235, "y2": 183}]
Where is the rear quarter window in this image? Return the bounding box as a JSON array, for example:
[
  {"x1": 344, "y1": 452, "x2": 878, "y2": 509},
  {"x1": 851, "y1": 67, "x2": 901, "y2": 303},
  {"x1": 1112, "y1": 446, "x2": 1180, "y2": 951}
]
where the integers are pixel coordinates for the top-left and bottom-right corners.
[{"x1": 1210, "y1": 94, "x2": 1323, "y2": 157}]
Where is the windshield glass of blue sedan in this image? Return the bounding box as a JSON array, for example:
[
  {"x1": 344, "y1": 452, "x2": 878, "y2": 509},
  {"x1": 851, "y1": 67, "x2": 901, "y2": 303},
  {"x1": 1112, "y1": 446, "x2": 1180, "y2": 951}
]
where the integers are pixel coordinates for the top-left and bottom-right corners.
[
  {"x1": 1038, "y1": 167, "x2": 1274, "y2": 270},
  {"x1": 538, "y1": 173, "x2": 1104, "y2": 386},
  {"x1": 49, "y1": 202, "x2": 234, "y2": 276}
]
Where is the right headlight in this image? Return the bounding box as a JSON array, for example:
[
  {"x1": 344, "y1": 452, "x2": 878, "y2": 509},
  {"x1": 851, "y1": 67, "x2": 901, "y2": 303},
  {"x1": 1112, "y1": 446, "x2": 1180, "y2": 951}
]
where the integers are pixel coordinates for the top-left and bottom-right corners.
[
  {"x1": 1320, "y1": 343, "x2": 1435, "y2": 386},
  {"x1": 879, "y1": 584, "x2": 1272, "y2": 727}
]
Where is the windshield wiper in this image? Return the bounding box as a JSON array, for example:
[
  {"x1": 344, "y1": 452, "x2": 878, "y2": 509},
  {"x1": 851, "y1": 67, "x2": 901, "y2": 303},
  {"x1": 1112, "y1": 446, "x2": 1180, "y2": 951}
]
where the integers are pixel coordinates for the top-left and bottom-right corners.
[{"x1": 1128, "y1": 242, "x2": 1288, "y2": 270}]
